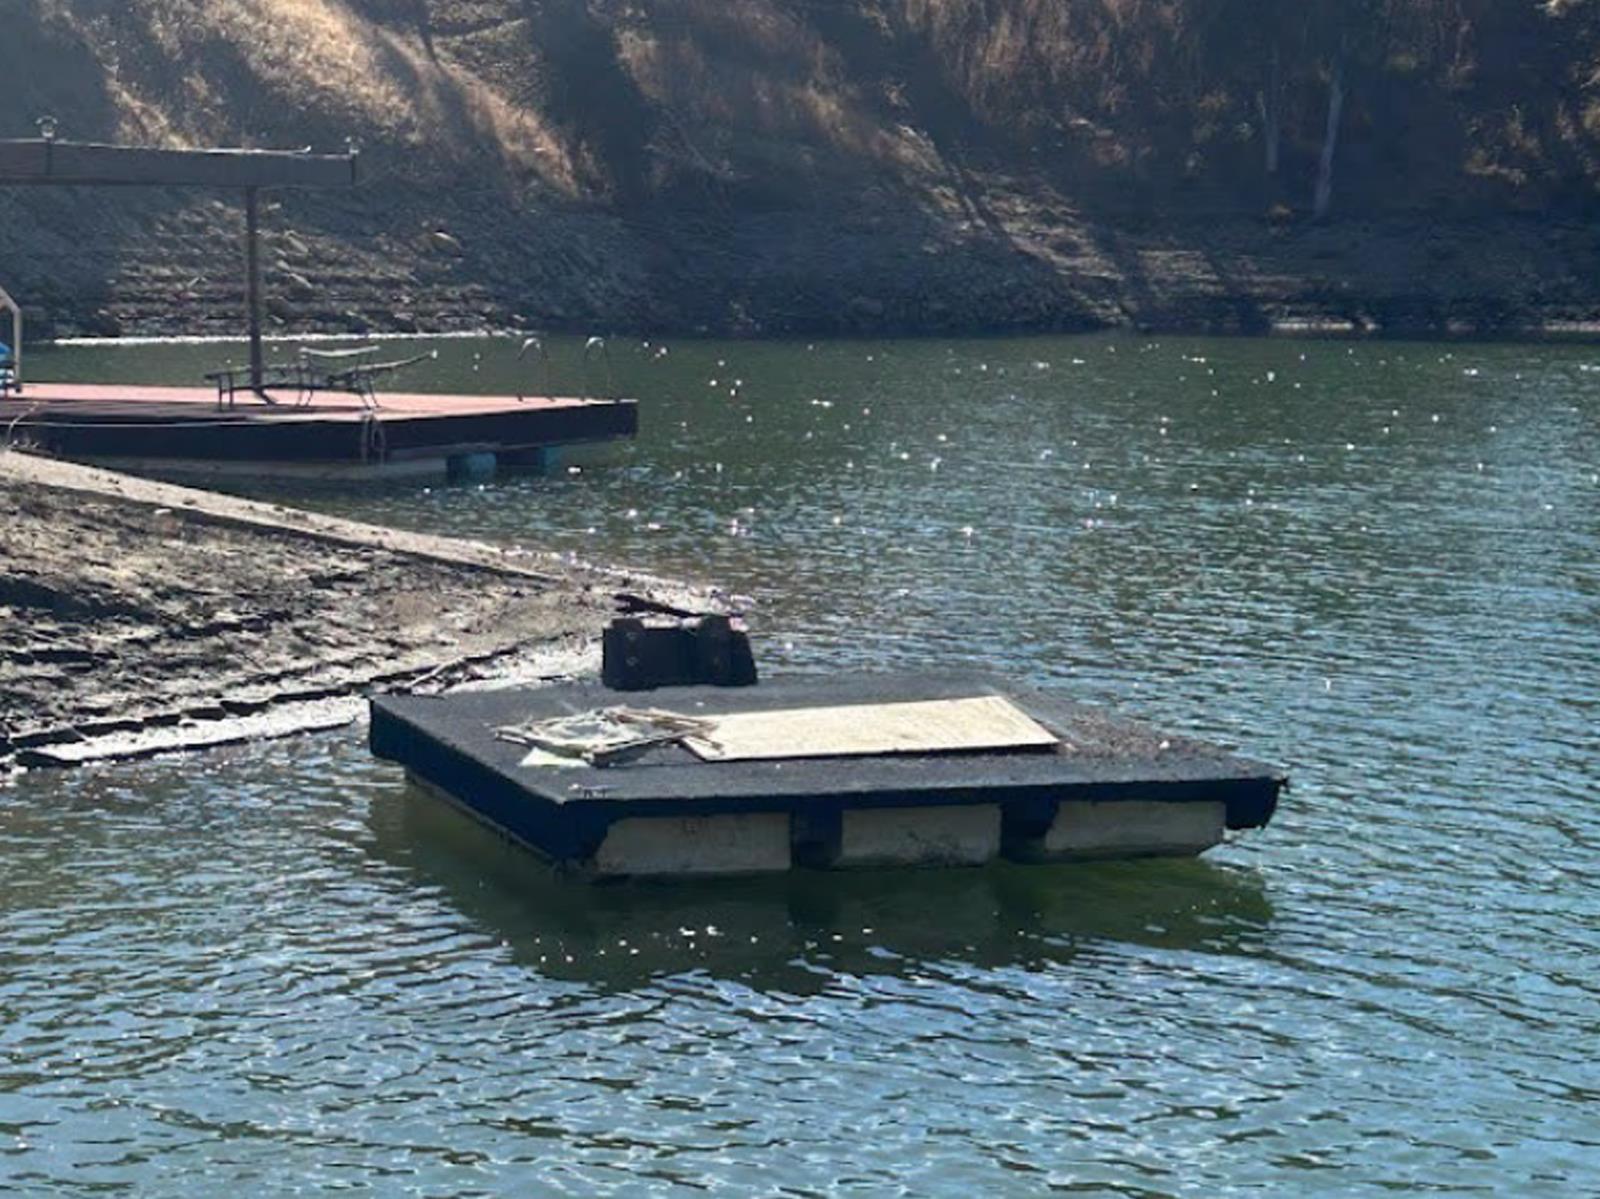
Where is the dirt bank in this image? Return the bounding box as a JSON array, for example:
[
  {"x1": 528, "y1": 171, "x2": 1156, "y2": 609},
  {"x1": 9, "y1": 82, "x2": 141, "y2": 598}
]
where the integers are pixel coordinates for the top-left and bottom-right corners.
[{"x1": 0, "y1": 450, "x2": 702, "y2": 770}]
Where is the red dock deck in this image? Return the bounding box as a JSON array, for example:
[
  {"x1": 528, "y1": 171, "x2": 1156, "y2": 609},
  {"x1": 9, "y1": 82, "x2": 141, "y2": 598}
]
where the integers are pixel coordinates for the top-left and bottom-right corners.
[{"x1": 2, "y1": 383, "x2": 637, "y2": 476}]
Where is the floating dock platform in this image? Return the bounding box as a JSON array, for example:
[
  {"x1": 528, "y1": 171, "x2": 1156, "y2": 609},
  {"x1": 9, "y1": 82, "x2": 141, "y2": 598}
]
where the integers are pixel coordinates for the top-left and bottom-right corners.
[
  {"x1": 370, "y1": 673, "x2": 1285, "y2": 878},
  {"x1": 3, "y1": 384, "x2": 636, "y2": 478}
]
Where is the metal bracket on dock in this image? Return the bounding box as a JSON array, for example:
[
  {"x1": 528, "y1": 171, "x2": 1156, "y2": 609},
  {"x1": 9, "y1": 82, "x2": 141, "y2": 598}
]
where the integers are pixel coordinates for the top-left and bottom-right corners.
[{"x1": 602, "y1": 605, "x2": 758, "y2": 692}]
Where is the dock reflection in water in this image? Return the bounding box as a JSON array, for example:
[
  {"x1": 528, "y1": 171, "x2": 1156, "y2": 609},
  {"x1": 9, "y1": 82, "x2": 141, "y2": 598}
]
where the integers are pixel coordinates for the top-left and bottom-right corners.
[{"x1": 373, "y1": 783, "x2": 1275, "y2": 991}]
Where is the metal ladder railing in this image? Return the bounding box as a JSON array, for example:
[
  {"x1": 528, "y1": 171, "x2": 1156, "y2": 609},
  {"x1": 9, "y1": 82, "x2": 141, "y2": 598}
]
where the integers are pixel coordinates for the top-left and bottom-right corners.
[
  {"x1": 516, "y1": 334, "x2": 614, "y2": 401},
  {"x1": 0, "y1": 281, "x2": 21, "y2": 395}
]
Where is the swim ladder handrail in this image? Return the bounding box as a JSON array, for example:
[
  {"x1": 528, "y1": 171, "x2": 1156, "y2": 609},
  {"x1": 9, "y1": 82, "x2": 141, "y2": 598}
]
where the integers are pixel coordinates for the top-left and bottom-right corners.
[
  {"x1": 582, "y1": 336, "x2": 614, "y2": 401},
  {"x1": 516, "y1": 335, "x2": 553, "y2": 401},
  {"x1": 0, "y1": 282, "x2": 22, "y2": 395}
]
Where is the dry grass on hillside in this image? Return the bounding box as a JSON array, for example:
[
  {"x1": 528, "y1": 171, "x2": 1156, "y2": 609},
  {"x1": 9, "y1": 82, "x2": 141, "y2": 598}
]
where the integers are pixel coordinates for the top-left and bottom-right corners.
[
  {"x1": 14, "y1": 0, "x2": 1600, "y2": 218},
  {"x1": 35, "y1": 0, "x2": 576, "y2": 189}
]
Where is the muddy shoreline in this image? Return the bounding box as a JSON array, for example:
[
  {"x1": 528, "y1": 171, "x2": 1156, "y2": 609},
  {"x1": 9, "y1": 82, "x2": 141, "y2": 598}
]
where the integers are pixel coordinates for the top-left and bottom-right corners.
[
  {"x1": 0, "y1": 450, "x2": 704, "y2": 771},
  {"x1": 6, "y1": 181, "x2": 1598, "y2": 345}
]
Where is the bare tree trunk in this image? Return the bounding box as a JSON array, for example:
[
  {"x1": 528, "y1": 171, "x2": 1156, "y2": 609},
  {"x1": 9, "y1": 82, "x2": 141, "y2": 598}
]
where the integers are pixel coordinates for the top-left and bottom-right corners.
[
  {"x1": 1257, "y1": 45, "x2": 1282, "y2": 176},
  {"x1": 406, "y1": 0, "x2": 437, "y2": 60},
  {"x1": 1313, "y1": 53, "x2": 1345, "y2": 220}
]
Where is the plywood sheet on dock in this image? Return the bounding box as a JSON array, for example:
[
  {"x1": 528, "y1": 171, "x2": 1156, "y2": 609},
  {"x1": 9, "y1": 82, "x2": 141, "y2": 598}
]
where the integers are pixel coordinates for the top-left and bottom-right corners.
[{"x1": 684, "y1": 695, "x2": 1058, "y2": 762}]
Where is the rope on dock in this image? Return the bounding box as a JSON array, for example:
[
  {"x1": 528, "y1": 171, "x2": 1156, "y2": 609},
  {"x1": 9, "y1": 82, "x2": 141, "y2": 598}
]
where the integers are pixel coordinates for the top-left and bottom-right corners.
[{"x1": 3, "y1": 396, "x2": 46, "y2": 448}]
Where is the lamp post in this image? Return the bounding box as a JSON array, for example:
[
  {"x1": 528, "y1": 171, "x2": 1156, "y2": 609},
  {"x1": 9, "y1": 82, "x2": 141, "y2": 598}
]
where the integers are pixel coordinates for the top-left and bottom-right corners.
[{"x1": 245, "y1": 187, "x2": 263, "y2": 391}]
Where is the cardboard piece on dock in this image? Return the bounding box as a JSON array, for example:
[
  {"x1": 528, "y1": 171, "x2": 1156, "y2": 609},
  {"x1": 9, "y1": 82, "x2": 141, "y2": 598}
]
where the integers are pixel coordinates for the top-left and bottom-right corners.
[{"x1": 684, "y1": 695, "x2": 1058, "y2": 762}]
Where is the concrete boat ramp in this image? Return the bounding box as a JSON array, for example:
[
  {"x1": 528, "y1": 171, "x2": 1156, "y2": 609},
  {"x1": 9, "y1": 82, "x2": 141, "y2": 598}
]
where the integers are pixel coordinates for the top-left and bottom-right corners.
[{"x1": 371, "y1": 673, "x2": 1285, "y2": 879}]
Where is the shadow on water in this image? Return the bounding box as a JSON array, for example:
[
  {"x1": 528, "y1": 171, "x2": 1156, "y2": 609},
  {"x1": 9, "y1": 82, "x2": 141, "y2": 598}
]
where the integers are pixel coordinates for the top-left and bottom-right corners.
[{"x1": 368, "y1": 783, "x2": 1274, "y2": 992}]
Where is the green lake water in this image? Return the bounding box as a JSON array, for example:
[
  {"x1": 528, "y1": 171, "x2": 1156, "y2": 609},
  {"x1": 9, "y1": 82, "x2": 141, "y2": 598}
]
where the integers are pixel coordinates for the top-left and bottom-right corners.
[{"x1": 4, "y1": 333, "x2": 1599, "y2": 1194}]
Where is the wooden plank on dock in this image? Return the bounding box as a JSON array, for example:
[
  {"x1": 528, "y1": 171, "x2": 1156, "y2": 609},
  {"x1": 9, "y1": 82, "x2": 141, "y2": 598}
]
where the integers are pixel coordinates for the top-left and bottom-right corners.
[{"x1": 685, "y1": 696, "x2": 1059, "y2": 762}]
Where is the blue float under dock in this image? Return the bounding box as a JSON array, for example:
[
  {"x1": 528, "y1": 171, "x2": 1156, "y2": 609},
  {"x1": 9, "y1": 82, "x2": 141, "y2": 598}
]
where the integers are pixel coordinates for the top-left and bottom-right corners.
[{"x1": 370, "y1": 673, "x2": 1285, "y2": 878}]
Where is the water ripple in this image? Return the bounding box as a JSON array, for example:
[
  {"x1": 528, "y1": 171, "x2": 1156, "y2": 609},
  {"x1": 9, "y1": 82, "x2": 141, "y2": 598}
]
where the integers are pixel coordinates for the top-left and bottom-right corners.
[{"x1": 6, "y1": 334, "x2": 1600, "y2": 1194}]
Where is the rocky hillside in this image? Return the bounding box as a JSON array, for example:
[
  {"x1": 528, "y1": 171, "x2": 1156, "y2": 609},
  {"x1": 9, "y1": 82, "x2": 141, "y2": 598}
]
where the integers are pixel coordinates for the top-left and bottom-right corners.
[{"x1": 3, "y1": 0, "x2": 1600, "y2": 339}]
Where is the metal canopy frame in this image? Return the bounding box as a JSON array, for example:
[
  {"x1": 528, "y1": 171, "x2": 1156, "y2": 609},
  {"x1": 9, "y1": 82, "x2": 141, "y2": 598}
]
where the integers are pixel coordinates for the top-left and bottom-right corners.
[
  {"x1": 0, "y1": 138, "x2": 359, "y2": 393},
  {"x1": 0, "y1": 140, "x2": 358, "y2": 189}
]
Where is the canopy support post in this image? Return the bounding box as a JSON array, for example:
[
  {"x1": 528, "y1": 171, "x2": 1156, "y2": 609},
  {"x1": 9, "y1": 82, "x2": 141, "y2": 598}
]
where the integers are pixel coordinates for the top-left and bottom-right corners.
[{"x1": 245, "y1": 186, "x2": 264, "y2": 392}]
